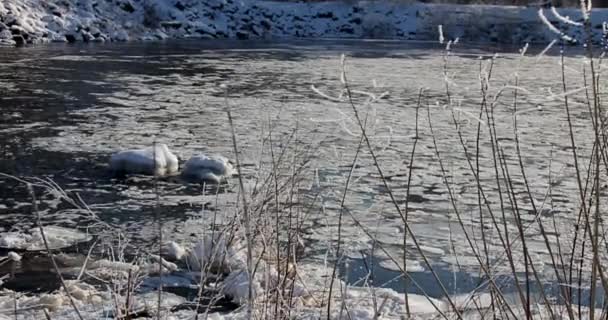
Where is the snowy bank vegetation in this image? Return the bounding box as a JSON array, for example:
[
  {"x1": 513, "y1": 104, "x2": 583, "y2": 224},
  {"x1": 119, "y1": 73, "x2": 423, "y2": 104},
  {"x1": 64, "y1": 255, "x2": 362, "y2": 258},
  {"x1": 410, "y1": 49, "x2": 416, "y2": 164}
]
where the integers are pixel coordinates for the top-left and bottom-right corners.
[{"x1": 1, "y1": 0, "x2": 608, "y2": 46}]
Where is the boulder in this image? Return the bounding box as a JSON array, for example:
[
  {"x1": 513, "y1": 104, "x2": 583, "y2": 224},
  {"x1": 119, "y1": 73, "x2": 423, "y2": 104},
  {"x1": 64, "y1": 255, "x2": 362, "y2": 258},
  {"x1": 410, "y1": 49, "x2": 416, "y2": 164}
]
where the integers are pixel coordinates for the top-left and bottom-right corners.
[
  {"x1": 340, "y1": 24, "x2": 355, "y2": 34},
  {"x1": 119, "y1": 0, "x2": 136, "y2": 13},
  {"x1": 194, "y1": 23, "x2": 216, "y2": 36},
  {"x1": 112, "y1": 30, "x2": 129, "y2": 41},
  {"x1": 89, "y1": 26, "x2": 101, "y2": 37},
  {"x1": 236, "y1": 30, "x2": 248, "y2": 39},
  {"x1": 10, "y1": 24, "x2": 24, "y2": 35},
  {"x1": 65, "y1": 33, "x2": 77, "y2": 42},
  {"x1": 174, "y1": 1, "x2": 186, "y2": 11},
  {"x1": 160, "y1": 21, "x2": 182, "y2": 29},
  {"x1": 81, "y1": 31, "x2": 94, "y2": 42},
  {"x1": 0, "y1": 29, "x2": 12, "y2": 40},
  {"x1": 260, "y1": 19, "x2": 271, "y2": 30}
]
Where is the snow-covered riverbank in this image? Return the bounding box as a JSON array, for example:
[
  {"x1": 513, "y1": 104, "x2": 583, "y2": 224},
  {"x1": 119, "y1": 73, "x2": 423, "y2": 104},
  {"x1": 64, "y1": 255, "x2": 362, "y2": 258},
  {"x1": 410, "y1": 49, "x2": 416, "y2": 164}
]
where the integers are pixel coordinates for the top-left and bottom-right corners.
[{"x1": 1, "y1": 0, "x2": 607, "y2": 47}]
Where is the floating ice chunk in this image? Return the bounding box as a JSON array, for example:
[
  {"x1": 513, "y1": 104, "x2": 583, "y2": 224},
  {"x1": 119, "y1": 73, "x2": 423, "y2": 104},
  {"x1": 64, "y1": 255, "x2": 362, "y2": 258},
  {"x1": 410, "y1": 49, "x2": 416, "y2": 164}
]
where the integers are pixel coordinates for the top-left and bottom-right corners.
[
  {"x1": 339, "y1": 287, "x2": 445, "y2": 317},
  {"x1": 186, "y1": 234, "x2": 246, "y2": 273},
  {"x1": 182, "y1": 154, "x2": 235, "y2": 184},
  {"x1": 132, "y1": 291, "x2": 186, "y2": 314},
  {"x1": 110, "y1": 143, "x2": 179, "y2": 176},
  {"x1": 7, "y1": 251, "x2": 21, "y2": 262},
  {"x1": 378, "y1": 258, "x2": 424, "y2": 272},
  {"x1": 222, "y1": 269, "x2": 261, "y2": 304},
  {"x1": 162, "y1": 241, "x2": 187, "y2": 261},
  {"x1": 90, "y1": 259, "x2": 140, "y2": 273},
  {"x1": 0, "y1": 226, "x2": 92, "y2": 251},
  {"x1": 449, "y1": 292, "x2": 493, "y2": 311},
  {"x1": 221, "y1": 260, "x2": 307, "y2": 305},
  {"x1": 146, "y1": 254, "x2": 179, "y2": 273},
  {"x1": 419, "y1": 245, "x2": 445, "y2": 256},
  {"x1": 63, "y1": 280, "x2": 107, "y2": 305},
  {"x1": 36, "y1": 294, "x2": 64, "y2": 311},
  {"x1": 0, "y1": 232, "x2": 31, "y2": 249}
]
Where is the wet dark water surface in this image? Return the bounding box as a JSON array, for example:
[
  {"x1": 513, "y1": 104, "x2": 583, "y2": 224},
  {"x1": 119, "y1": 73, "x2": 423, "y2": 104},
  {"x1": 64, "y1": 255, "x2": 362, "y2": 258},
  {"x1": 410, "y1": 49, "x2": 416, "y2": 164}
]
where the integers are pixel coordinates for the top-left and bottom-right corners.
[{"x1": 0, "y1": 39, "x2": 600, "y2": 302}]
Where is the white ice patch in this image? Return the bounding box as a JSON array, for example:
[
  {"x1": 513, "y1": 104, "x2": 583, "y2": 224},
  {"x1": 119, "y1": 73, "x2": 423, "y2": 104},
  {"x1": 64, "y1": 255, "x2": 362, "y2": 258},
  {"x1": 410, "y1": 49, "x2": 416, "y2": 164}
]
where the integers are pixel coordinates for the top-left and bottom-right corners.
[
  {"x1": 185, "y1": 234, "x2": 246, "y2": 273},
  {"x1": 0, "y1": 226, "x2": 92, "y2": 251},
  {"x1": 110, "y1": 143, "x2": 179, "y2": 176},
  {"x1": 7, "y1": 251, "x2": 21, "y2": 262},
  {"x1": 182, "y1": 154, "x2": 236, "y2": 184}
]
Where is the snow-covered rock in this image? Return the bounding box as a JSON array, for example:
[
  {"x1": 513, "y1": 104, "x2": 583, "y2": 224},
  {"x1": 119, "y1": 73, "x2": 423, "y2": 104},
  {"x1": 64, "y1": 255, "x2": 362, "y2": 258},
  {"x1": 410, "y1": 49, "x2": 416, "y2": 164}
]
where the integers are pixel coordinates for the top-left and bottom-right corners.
[
  {"x1": 0, "y1": 0, "x2": 606, "y2": 46},
  {"x1": 182, "y1": 154, "x2": 235, "y2": 184},
  {"x1": 110, "y1": 143, "x2": 179, "y2": 177}
]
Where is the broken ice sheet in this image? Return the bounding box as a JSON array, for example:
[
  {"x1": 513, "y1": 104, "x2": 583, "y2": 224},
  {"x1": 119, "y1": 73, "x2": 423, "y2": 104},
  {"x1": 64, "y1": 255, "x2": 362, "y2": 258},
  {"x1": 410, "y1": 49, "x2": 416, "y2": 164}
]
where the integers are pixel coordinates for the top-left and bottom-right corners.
[{"x1": 0, "y1": 226, "x2": 92, "y2": 251}]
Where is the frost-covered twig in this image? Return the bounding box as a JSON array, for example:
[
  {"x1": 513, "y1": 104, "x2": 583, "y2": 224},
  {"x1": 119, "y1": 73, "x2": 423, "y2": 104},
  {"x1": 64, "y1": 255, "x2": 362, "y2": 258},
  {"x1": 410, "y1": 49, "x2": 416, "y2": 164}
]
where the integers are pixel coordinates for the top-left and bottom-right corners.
[
  {"x1": 27, "y1": 184, "x2": 84, "y2": 320},
  {"x1": 538, "y1": 9, "x2": 576, "y2": 43}
]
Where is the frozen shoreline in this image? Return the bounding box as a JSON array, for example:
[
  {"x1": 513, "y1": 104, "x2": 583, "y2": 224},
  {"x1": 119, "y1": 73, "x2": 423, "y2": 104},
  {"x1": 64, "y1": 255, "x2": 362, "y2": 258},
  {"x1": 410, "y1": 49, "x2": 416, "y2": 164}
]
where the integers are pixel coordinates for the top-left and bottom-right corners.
[{"x1": 1, "y1": 0, "x2": 607, "y2": 47}]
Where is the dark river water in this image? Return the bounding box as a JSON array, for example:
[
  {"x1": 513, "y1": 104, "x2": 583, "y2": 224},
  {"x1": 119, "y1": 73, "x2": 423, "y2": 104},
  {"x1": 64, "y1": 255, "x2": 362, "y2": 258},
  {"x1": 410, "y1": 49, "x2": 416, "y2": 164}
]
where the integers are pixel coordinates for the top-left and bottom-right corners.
[{"x1": 0, "y1": 39, "x2": 603, "y2": 305}]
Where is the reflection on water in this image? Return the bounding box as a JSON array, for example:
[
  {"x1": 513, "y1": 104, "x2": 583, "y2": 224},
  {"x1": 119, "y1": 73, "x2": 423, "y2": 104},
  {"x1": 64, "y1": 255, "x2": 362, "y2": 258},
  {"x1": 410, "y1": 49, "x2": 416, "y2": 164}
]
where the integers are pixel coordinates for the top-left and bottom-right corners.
[{"x1": 0, "y1": 39, "x2": 601, "y2": 301}]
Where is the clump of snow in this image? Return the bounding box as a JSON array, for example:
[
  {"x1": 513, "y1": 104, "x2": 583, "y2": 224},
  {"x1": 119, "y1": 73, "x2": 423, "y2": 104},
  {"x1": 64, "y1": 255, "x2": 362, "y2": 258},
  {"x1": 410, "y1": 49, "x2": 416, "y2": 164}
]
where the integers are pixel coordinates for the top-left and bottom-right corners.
[
  {"x1": 182, "y1": 154, "x2": 236, "y2": 184},
  {"x1": 109, "y1": 143, "x2": 179, "y2": 177},
  {"x1": 0, "y1": 226, "x2": 92, "y2": 251}
]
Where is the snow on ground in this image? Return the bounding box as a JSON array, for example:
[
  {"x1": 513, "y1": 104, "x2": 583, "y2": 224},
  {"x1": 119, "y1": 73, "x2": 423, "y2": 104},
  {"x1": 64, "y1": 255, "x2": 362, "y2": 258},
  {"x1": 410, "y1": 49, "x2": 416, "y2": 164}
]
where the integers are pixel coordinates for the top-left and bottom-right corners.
[{"x1": 0, "y1": 0, "x2": 607, "y2": 46}]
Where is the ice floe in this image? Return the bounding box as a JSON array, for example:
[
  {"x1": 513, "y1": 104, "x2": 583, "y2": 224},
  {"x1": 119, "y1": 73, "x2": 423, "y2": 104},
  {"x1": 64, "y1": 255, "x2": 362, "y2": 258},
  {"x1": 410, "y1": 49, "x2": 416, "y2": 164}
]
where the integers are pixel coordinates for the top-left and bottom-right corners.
[
  {"x1": 182, "y1": 154, "x2": 236, "y2": 184},
  {"x1": 109, "y1": 143, "x2": 179, "y2": 177},
  {"x1": 0, "y1": 226, "x2": 92, "y2": 251}
]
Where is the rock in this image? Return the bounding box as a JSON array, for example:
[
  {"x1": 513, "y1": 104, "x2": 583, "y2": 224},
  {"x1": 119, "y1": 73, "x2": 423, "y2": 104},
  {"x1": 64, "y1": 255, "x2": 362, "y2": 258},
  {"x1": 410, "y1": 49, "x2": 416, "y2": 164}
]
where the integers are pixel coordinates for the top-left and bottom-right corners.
[
  {"x1": 161, "y1": 21, "x2": 182, "y2": 29},
  {"x1": 340, "y1": 24, "x2": 355, "y2": 34},
  {"x1": 50, "y1": 32, "x2": 67, "y2": 42},
  {"x1": 11, "y1": 34, "x2": 24, "y2": 46},
  {"x1": 260, "y1": 19, "x2": 271, "y2": 30},
  {"x1": 0, "y1": 22, "x2": 7, "y2": 31},
  {"x1": 251, "y1": 24, "x2": 263, "y2": 36},
  {"x1": 92, "y1": 35, "x2": 106, "y2": 42},
  {"x1": 155, "y1": 31, "x2": 168, "y2": 40},
  {"x1": 119, "y1": 1, "x2": 135, "y2": 13},
  {"x1": 199, "y1": 33, "x2": 215, "y2": 39},
  {"x1": 349, "y1": 17, "x2": 362, "y2": 25},
  {"x1": 112, "y1": 30, "x2": 129, "y2": 41},
  {"x1": 316, "y1": 11, "x2": 333, "y2": 19},
  {"x1": 10, "y1": 24, "x2": 24, "y2": 35},
  {"x1": 4, "y1": 14, "x2": 18, "y2": 26},
  {"x1": 65, "y1": 33, "x2": 77, "y2": 42},
  {"x1": 194, "y1": 23, "x2": 216, "y2": 35},
  {"x1": 0, "y1": 30, "x2": 12, "y2": 40},
  {"x1": 236, "y1": 30, "x2": 248, "y2": 40},
  {"x1": 89, "y1": 26, "x2": 101, "y2": 37},
  {"x1": 174, "y1": 1, "x2": 186, "y2": 11},
  {"x1": 81, "y1": 31, "x2": 94, "y2": 42}
]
